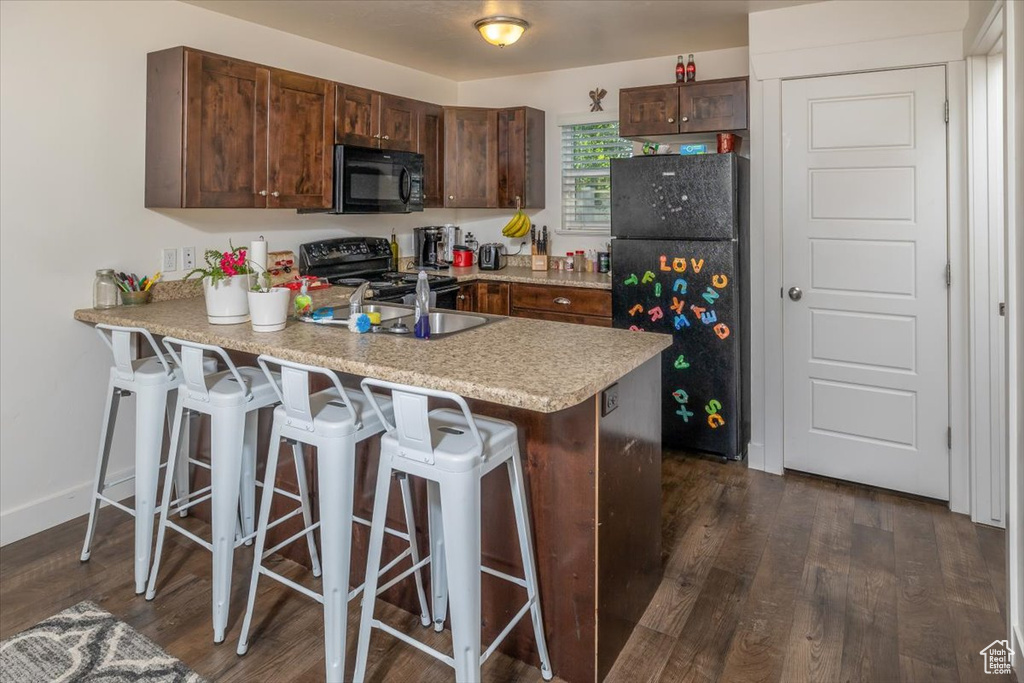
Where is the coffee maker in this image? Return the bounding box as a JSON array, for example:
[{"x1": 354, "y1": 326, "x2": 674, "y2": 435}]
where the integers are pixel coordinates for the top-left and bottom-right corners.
[{"x1": 414, "y1": 226, "x2": 447, "y2": 270}]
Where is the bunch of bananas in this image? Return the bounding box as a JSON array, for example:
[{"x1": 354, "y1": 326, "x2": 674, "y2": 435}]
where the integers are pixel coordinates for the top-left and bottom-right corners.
[{"x1": 501, "y1": 209, "x2": 531, "y2": 238}]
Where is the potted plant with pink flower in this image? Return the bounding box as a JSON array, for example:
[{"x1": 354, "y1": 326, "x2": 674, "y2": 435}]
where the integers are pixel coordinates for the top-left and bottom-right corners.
[{"x1": 186, "y1": 244, "x2": 255, "y2": 324}]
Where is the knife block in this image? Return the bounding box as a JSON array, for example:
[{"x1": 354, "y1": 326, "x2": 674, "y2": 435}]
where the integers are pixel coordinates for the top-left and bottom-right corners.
[{"x1": 531, "y1": 255, "x2": 549, "y2": 271}]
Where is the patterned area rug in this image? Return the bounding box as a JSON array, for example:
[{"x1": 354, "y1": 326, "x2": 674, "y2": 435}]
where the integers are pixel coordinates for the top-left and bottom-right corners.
[{"x1": 0, "y1": 601, "x2": 205, "y2": 682}]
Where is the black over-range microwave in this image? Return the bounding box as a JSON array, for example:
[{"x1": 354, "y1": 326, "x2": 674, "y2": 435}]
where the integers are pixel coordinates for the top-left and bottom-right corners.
[{"x1": 311, "y1": 145, "x2": 424, "y2": 214}]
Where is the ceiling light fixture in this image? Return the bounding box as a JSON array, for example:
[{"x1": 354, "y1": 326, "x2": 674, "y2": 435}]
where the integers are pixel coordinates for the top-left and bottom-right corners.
[{"x1": 474, "y1": 16, "x2": 529, "y2": 48}]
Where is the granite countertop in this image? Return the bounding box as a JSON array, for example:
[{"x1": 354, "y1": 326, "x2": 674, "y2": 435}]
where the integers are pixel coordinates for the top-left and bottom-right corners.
[
  {"x1": 73, "y1": 289, "x2": 669, "y2": 413},
  {"x1": 413, "y1": 265, "x2": 613, "y2": 290}
]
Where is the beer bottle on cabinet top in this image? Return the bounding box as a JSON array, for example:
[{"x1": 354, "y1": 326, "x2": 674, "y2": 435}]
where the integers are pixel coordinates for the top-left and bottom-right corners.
[
  {"x1": 686, "y1": 54, "x2": 696, "y2": 82},
  {"x1": 675, "y1": 55, "x2": 685, "y2": 83}
]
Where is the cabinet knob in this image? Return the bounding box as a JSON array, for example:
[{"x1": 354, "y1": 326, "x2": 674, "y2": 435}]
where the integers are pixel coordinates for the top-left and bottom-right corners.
[
  {"x1": 682, "y1": 116, "x2": 689, "y2": 122},
  {"x1": 259, "y1": 190, "x2": 268, "y2": 196},
  {"x1": 373, "y1": 133, "x2": 381, "y2": 139},
  {"x1": 448, "y1": 195, "x2": 455, "y2": 201},
  {"x1": 457, "y1": 295, "x2": 467, "y2": 301},
  {"x1": 271, "y1": 191, "x2": 280, "y2": 198},
  {"x1": 383, "y1": 135, "x2": 390, "y2": 140},
  {"x1": 667, "y1": 117, "x2": 674, "y2": 123},
  {"x1": 553, "y1": 297, "x2": 572, "y2": 306}
]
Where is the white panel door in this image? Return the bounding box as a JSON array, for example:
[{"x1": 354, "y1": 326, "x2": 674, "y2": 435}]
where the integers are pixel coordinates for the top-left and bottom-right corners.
[{"x1": 782, "y1": 66, "x2": 950, "y2": 499}]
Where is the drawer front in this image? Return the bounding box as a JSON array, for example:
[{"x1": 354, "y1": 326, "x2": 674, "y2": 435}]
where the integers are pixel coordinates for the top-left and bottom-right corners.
[
  {"x1": 511, "y1": 308, "x2": 612, "y2": 327},
  {"x1": 511, "y1": 283, "x2": 611, "y2": 317}
]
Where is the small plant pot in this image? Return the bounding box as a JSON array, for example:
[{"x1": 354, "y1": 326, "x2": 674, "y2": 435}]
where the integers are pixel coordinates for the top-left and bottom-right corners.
[
  {"x1": 120, "y1": 290, "x2": 151, "y2": 306},
  {"x1": 203, "y1": 275, "x2": 251, "y2": 325},
  {"x1": 247, "y1": 288, "x2": 291, "y2": 332}
]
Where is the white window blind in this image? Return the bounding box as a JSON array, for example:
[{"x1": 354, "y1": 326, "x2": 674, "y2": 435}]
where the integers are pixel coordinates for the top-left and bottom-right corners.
[{"x1": 560, "y1": 121, "x2": 633, "y2": 233}]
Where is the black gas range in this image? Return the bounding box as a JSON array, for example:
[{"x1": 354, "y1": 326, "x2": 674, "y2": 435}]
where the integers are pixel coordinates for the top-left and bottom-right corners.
[{"x1": 299, "y1": 237, "x2": 459, "y2": 307}]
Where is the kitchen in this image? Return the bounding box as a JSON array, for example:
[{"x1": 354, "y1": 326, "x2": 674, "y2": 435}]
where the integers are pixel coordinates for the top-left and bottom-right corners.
[{"x1": 2, "y1": 2, "x2": 1023, "y2": 683}]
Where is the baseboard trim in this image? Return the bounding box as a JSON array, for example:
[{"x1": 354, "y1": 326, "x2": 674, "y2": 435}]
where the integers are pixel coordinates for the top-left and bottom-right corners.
[{"x1": 0, "y1": 467, "x2": 134, "y2": 546}]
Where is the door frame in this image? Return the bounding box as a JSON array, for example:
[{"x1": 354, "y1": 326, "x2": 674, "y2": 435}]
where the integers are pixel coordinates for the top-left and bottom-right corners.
[
  {"x1": 748, "y1": 37, "x2": 971, "y2": 514},
  {"x1": 967, "y1": 16, "x2": 1008, "y2": 528}
]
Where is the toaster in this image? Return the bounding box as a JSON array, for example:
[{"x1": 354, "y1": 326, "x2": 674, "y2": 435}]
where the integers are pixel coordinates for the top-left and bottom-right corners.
[{"x1": 478, "y1": 243, "x2": 507, "y2": 271}]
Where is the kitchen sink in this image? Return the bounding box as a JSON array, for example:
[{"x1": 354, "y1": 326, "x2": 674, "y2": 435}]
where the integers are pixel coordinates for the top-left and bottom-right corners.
[{"x1": 301, "y1": 304, "x2": 500, "y2": 337}]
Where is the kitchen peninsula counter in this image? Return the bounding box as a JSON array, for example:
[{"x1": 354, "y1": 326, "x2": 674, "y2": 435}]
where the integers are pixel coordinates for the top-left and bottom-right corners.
[
  {"x1": 412, "y1": 263, "x2": 613, "y2": 290},
  {"x1": 74, "y1": 294, "x2": 668, "y2": 683}
]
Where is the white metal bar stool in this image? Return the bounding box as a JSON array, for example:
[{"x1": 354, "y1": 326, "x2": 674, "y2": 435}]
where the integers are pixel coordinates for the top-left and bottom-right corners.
[
  {"x1": 237, "y1": 356, "x2": 430, "y2": 683},
  {"x1": 353, "y1": 379, "x2": 554, "y2": 683},
  {"x1": 145, "y1": 337, "x2": 282, "y2": 643},
  {"x1": 81, "y1": 324, "x2": 212, "y2": 594}
]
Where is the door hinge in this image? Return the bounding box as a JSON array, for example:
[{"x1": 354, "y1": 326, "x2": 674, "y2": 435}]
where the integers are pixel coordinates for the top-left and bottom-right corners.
[
  {"x1": 945, "y1": 262, "x2": 951, "y2": 287},
  {"x1": 999, "y1": 302, "x2": 1006, "y2": 316},
  {"x1": 947, "y1": 427, "x2": 952, "y2": 449},
  {"x1": 944, "y1": 99, "x2": 949, "y2": 124}
]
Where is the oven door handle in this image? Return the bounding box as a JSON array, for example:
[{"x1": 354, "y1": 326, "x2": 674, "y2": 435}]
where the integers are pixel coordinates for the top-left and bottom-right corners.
[{"x1": 431, "y1": 285, "x2": 462, "y2": 296}]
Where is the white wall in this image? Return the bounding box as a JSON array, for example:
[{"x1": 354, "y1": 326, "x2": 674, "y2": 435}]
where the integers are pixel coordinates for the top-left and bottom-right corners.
[
  {"x1": 455, "y1": 47, "x2": 750, "y2": 254},
  {"x1": 0, "y1": 0, "x2": 460, "y2": 545}
]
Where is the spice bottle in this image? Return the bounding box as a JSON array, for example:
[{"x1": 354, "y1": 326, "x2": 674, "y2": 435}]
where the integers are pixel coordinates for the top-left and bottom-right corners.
[{"x1": 564, "y1": 252, "x2": 574, "y2": 272}]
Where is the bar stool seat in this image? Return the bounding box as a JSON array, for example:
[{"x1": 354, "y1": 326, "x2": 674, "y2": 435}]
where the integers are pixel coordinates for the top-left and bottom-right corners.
[
  {"x1": 81, "y1": 325, "x2": 214, "y2": 595},
  {"x1": 236, "y1": 356, "x2": 431, "y2": 683},
  {"x1": 353, "y1": 379, "x2": 554, "y2": 683},
  {"x1": 146, "y1": 338, "x2": 285, "y2": 644}
]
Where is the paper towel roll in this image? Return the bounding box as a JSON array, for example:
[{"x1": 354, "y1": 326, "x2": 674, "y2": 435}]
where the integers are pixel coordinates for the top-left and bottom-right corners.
[{"x1": 249, "y1": 238, "x2": 268, "y2": 279}]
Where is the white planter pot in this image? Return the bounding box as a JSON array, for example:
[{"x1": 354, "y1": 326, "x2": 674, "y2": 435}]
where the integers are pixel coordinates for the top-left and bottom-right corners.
[
  {"x1": 247, "y1": 288, "x2": 291, "y2": 332},
  {"x1": 202, "y1": 274, "x2": 251, "y2": 325}
]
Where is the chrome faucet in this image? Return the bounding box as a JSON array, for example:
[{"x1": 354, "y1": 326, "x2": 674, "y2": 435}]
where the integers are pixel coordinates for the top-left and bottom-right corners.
[{"x1": 349, "y1": 282, "x2": 370, "y2": 316}]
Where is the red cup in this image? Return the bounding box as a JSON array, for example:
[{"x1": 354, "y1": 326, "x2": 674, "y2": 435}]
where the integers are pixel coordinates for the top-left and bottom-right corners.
[
  {"x1": 453, "y1": 248, "x2": 473, "y2": 267},
  {"x1": 717, "y1": 133, "x2": 741, "y2": 154}
]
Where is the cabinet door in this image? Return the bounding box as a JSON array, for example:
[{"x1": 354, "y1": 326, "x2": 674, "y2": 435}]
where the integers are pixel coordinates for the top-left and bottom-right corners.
[
  {"x1": 497, "y1": 107, "x2": 546, "y2": 209},
  {"x1": 379, "y1": 95, "x2": 418, "y2": 151},
  {"x1": 619, "y1": 85, "x2": 679, "y2": 137},
  {"x1": 183, "y1": 51, "x2": 269, "y2": 207},
  {"x1": 455, "y1": 282, "x2": 477, "y2": 311},
  {"x1": 267, "y1": 71, "x2": 334, "y2": 209},
  {"x1": 418, "y1": 103, "x2": 445, "y2": 208},
  {"x1": 679, "y1": 78, "x2": 748, "y2": 133},
  {"x1": 335, "y1": 84, "x2": 377, "y2": 147},
  {"x1": 444, "y1": 108, "x2": 498, "y2": 208},
  {"x1": 475, "y1": 281, "x2": 510, "y2": 315}
]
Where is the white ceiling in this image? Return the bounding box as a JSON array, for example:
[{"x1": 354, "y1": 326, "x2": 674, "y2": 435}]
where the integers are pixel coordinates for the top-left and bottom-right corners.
[{"x1": 184, "y1": 0, "x2": 819, "y2": 81}]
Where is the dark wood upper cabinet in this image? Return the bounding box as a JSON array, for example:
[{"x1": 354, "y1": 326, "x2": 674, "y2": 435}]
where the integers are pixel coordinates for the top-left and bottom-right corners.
[
  {"x1": 378, "y1": 95, "x2": 418, "y2": 151},
  {"x1": 619, "y1": 84, "x2": 679, "y2": 138},
  {"x1": 618, "y1": 77, "x2": 748, "y2": 138},
  {"x1": 443, "y1": 108, "x2": 498, "y2": 208},
  {"x1": 335, "y1": 86, "x2": 419, "y2": 152},
  {"x1": 267, "y1": 71, "x2": 334, "y2": 209},
  {"x1": 678, "y1": 77, "x2": 748, "y2": 133},
  {"x1": 147, "y1": 48, "x2": 268, "y2": 208},
  {"x1": 497, "y1": 107, "x2": 545, "y2": 210},
  {"x1": 147, "y1": 47, "x2": 331, "y2": 209},
  {"x1": 335, "y1": 84, "x2": 376, "y2": 147},
  {"x1": 418, "y1": 102, "x2": 444, "y2": 209}
]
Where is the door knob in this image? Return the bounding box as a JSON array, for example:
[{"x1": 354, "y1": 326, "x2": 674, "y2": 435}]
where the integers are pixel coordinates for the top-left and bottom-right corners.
[{"x1": 788, "y1": 286, "x2": 803, "y2": 301}]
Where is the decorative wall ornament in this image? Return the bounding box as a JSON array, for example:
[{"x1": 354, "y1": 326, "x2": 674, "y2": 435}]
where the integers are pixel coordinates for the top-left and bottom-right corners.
[{"x1": 589, "y1": 87, "x2": 607, "y2": 112}]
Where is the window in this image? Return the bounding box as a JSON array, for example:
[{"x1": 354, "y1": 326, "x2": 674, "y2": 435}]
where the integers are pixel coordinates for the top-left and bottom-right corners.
[{"x1": 560, "y1": 121, "x2": 633, "y2": 233}]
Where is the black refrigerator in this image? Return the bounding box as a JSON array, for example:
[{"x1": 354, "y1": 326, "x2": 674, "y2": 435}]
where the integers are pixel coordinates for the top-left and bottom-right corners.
[{"x1": 610, "y1": 153, "x2": 750, "y2": 459}]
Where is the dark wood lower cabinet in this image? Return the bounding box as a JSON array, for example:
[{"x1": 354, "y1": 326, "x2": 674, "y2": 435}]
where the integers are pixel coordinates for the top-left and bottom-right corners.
[
  {"x1": 475, "y1": 281, "x2": 510, "y2": 315},
  {"x1": 186, "y1": 355, "x2": 662, "y2": 683}
]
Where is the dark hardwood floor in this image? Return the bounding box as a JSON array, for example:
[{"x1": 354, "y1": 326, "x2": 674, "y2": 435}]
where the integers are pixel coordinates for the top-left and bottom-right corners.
[{"x1": 0, "y1": 453, "x2": 1012, "y2": 682}]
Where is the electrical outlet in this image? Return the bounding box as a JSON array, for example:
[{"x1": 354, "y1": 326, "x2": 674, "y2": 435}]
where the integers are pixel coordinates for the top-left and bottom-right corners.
[
  {"x1": 182, "y1": 246, "x2": 196, "y2": 271},
  {"x1": 162, "y1": 248, "x2": 177, "y2": 272},
  {"x1": 601, "y1": 383, "x2": 619, "y2": 417}
]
